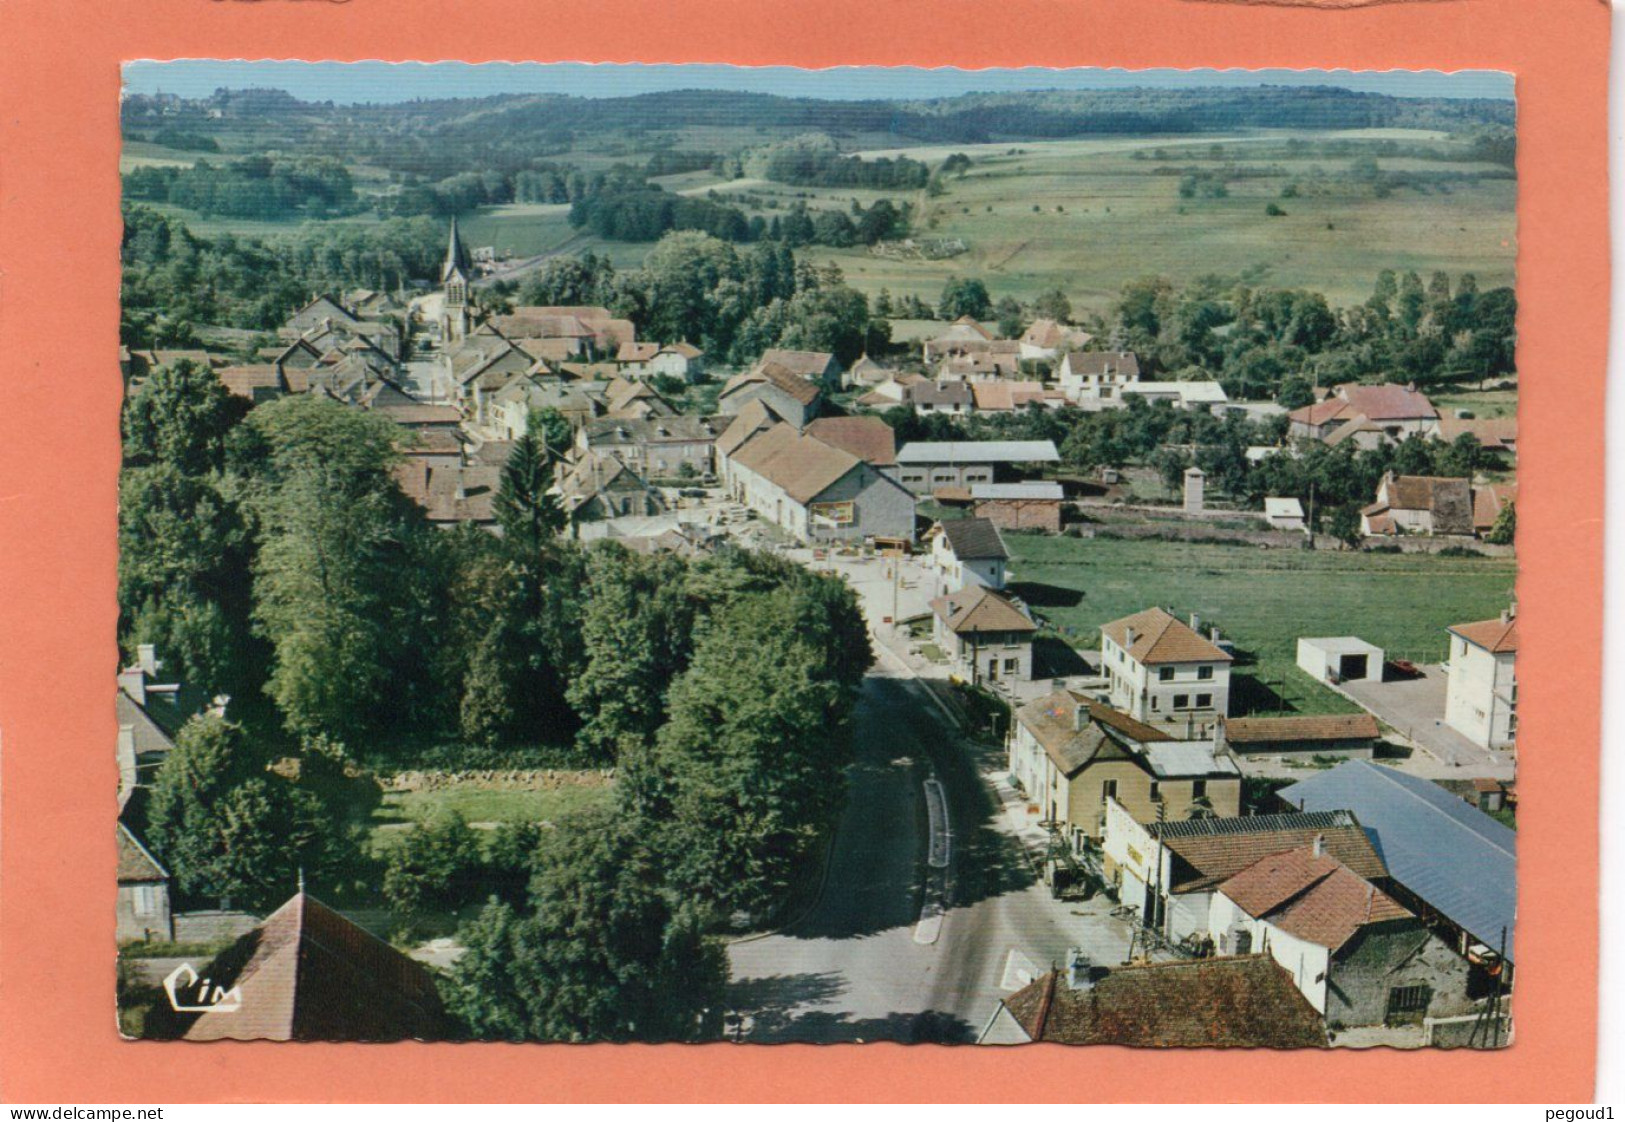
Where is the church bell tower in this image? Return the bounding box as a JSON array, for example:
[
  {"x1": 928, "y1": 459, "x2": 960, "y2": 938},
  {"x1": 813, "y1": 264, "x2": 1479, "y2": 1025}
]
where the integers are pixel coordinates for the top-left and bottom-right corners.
[{"x1": 440, "y1": 215, "x2": 473, "y2": 343}]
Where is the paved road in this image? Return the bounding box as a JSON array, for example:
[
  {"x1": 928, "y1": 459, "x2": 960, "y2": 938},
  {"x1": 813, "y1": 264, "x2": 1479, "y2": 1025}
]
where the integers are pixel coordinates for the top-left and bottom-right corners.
[{"x1": 725, "y1": 652, "x2": 1128, "y2": 1043}]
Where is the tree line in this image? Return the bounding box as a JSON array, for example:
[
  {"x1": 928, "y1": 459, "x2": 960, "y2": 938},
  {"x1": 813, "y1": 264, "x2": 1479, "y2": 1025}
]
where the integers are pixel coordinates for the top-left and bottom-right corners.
[
  {"x1": 504, "y1": 230, "x2": 887, "y2": 365},
  {"x1": 123, "y1": 155, "x2": 361, "y2": 220}
]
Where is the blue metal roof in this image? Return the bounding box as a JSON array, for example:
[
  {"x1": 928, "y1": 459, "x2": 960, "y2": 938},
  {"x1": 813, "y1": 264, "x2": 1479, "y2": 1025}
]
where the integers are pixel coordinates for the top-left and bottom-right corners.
[{"x1": 1279, "y1": 760, "x2": 1516, "y2": 962}]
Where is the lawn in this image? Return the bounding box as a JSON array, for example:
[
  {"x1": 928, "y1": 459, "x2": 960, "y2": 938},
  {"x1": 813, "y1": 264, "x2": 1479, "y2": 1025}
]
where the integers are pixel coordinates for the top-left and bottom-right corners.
[
  {"x1": 367, "y1": 776, "x2": 615, "y2": 854},
  {"x1": 1004, "y1": 534, "x2": 1516, "y2": 717}
]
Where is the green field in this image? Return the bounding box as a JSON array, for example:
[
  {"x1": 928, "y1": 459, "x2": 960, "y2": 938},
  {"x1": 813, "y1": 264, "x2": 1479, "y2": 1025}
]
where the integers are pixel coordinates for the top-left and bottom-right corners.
[
  {"x1": 127, "y1": 128, "x2": 1516, "y2": 316},
  {"x1": 368, "y1": 777, "x2": 614, "y2": 854},
  {"x1": 789, "y1": 130, "x2": 1516, "y2": 313},
  {"x1": 1005, "y1": 534, "x2": 1516, "y2": 716}
]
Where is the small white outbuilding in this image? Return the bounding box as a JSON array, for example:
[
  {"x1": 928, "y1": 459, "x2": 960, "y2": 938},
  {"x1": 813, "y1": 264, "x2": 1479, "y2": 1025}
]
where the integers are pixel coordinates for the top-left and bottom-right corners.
[{"x1": 1296, "y1": 636, "x2": 1385, "y2": 684}]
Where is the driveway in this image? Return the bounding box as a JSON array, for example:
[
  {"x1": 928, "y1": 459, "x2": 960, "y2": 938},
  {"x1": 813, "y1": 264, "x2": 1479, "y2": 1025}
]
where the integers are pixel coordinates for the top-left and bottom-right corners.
[{"x1": 1339, "y1": 667, "x2": 1515, "y2": 778}]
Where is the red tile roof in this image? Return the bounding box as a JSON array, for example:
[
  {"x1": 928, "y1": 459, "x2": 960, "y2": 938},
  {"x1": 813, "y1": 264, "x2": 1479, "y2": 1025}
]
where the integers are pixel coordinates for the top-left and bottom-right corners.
[
  {"x1": 145, "y1": 894, "x2": 448, "y2": 1042},
  {"x1": 1101, "y1": 606, "x2": 1231, "y2": 665},
  {"x1": 1219, "y1": 846, "x2": 1412, "y2": 950},
  {"x1": 1000, "y1": 958, "x2": 1326, "y2": 1048},
  {"x1": 804, "y1": 415, "x2": 897, "y2": 467},
  {"x1": 1450, "y1": 615, "x2": 1518, "y2": 654}
]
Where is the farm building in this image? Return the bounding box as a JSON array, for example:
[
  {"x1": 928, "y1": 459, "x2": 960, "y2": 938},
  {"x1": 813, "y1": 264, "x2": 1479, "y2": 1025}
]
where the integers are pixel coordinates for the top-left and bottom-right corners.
[
  {"x1": 979, "y1": 957, "x2": 1326, "y2": 1048},
  {"x1": 1296, "y1": 636, "x2": 1385, "y2": 684},
  {"x1": 894, "y1": 440, "x2": 1060, "y2": 494},
  {"x1": 726, "y1": 423, "x2": 916, "y2": 545},
  {"x1": 1279, "y1": 760, "x2": 1517, "y2": 974},
  {"x1": 972, "y1": 481, "x2": 1065, "y2": 532},
  {"x1": 1008, "y1": 690, "x2": 1241, "y2": 850},
  {"x1": 1221, "y1": 713, "x2": 1382, "y2": 758}
]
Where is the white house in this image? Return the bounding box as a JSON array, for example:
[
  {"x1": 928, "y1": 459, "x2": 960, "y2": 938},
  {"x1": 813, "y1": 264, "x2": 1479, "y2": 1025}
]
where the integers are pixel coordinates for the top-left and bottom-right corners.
[
  {"x1": 1117, "y1": 381, "x2": 1229, "y2": 411},
  {"x1": 893, "y1": 440, "x2": 1060, "y2": 495},
  {"x1": 1057, "y1": 350, "x2": 1140, "y2": 401},
  {"x1": 1444, "y1": 612, "x2": 1518, "y2": 749},
  {"x1": 1100, "y1": 607, "x2": 1233, "y2": 733},
  {"x1": 930, "y1": 517, "x2": 1009, "y2": 595}
]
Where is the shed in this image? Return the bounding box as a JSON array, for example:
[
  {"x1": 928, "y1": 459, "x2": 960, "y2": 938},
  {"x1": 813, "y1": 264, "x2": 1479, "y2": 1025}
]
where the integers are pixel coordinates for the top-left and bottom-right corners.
[
  {"x1": 1264, "y1": 497, "x2": 1306, "y2": 532},
  {"x1": 1296, "y1": 636, "x2": 1384, "y2": 684}
]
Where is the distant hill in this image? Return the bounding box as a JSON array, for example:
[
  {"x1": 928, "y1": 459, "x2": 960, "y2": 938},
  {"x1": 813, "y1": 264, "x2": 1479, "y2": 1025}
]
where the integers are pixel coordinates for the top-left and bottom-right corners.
[{"x1": 122, "y1": 84, "x2": 1514, "y2": 179}]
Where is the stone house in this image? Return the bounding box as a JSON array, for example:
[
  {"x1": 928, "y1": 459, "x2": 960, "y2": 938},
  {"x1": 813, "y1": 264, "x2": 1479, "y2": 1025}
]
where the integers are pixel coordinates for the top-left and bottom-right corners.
[
  {"x1": 718, "y1": 362, "x2": 823, "y2": 428},
  {"x1": 1288, "y1": 382, "x2": 1440, "y2": 443},
  {"x1": 554, "y1": 450, "x2": 666, "y2": 522},
  {"x1": 117, "y1": 821, "x2": 173, "y2": 944},
  {"x1": 756, "y1": 348, "x2": 843, "y2": 390}
]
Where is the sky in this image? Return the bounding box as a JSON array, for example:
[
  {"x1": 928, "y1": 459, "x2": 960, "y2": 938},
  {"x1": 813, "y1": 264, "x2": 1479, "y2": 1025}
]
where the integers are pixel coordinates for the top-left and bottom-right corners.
[{"x1": 121, "y1": 61, "x2": 1514, "y2": 106}]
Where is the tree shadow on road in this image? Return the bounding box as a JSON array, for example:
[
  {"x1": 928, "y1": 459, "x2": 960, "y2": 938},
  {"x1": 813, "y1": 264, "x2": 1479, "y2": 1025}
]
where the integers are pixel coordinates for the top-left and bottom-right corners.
[{"x1": 735, "y1": 998, "x2": 978, "y2": 1045}]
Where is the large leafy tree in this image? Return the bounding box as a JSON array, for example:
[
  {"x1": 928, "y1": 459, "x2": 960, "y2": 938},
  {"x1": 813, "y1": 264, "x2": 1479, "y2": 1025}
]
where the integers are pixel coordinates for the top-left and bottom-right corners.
[
  {"x1": 444, "y1": 809, "x2": 726, "y2": 1042},
  {"x1": 566, "y1": 545, "x2": 694, "y2": 762},
  {"x1": 646, "y1": 586, "x2": 865, "y2": 920},
  {"x1": 145, "y1": 715, "x2": 352, "y2": 912},
  {"x1": 242, "y1": 395, "x2": 433, "y2": 743},
  {"x1": 123, "y1": 358, "x2": 246, "y2": 475},
  {"x1": 118, "y1": 464, "x2": 257, "y2": 696}
]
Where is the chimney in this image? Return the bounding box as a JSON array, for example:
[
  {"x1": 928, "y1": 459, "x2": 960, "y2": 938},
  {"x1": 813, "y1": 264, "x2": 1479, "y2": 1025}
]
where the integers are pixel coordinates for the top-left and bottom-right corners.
[
  {"x1": 1125, "y1": 626, "x2": 1137, "y2": 650},
  {"x1": 1500, "y1": 607, "x2": 1513, "y2": 624},
  {"x1": 1189, "y1": 613, "x2": 1201, "y2": 634},
  {"x1": 1312, "y1": 833, "x2": 1325, "y2": 858},
  {"x1": 1073, "y1": 700, "x2": 1087, "y2": 732},
  {"x1": 137, "y1": 644, "x2": 159, "y2": 676}
]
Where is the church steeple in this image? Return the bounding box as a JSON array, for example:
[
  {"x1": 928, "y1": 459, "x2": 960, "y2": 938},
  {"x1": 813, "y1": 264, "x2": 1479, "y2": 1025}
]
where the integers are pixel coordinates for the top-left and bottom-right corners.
[
  {"x1": 440, "y1": 216, "x2": 473, "y2": 343},
  {"x1": 442, "y1": 215, "x2": 472, "y2": 285}
]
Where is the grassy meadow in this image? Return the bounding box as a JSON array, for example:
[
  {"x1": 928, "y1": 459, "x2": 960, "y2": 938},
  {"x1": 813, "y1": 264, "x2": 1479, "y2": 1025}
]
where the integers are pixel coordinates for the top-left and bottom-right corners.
[{"x1": 1004, "y1": 534, "x2": 1517, "y2": 716}]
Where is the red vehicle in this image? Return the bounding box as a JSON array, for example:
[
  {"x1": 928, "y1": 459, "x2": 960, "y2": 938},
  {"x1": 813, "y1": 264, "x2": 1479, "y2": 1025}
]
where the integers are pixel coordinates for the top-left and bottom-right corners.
[{"x1": 1389, "y1": 658, "x2": 1420, "y2": 679}]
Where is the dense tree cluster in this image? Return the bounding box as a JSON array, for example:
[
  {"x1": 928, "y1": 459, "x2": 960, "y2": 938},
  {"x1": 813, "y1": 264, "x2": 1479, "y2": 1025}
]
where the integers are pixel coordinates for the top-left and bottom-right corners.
[
  {"x1": 120, "y1": 205, "x2": 445, "y2": 342},
  {"x1": 123, "y1": 155, "x2": 360, "y2": 220},
  {"x1": 123, "y1": 369, "x2": 873, "y2": 1038},
  {"x1": 1087, "y1": 269, "x2": 1515, "y2": 402},
  {"x1": 514, "y1": 230, "x2": 884, "y2": 364},
  {"x1": 755, "y1": 140, "x2": 930, "y2": 190}
]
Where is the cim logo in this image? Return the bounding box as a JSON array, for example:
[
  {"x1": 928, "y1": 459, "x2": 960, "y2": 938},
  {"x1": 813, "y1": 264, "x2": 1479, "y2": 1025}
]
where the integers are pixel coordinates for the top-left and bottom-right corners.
[{"x1": 163, "y1": 962, "x2": 243, "y2": 1014}]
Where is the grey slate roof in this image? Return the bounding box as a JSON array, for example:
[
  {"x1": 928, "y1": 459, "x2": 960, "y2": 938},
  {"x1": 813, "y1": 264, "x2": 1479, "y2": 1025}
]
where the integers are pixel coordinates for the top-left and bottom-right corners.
[
  {"x1": 896, "y1": 440, "x2": 1060, "y2": 465},
  {"x1": 1278, "y1": 759, "x2": 1516, "y2": 962},
  {"x1": 939, "y1": 517, "x2": 1008, "y2": 561}
]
